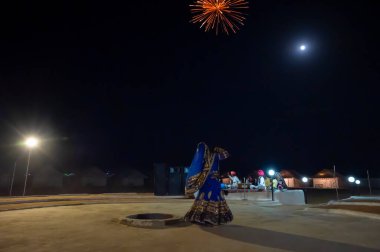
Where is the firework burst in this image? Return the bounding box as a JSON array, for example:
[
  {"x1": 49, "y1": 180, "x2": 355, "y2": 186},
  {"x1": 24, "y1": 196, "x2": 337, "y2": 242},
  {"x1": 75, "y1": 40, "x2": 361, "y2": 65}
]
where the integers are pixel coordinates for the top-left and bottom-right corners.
[{"x1": 190, "y1": 0, "x2": 249, "y2": 35}]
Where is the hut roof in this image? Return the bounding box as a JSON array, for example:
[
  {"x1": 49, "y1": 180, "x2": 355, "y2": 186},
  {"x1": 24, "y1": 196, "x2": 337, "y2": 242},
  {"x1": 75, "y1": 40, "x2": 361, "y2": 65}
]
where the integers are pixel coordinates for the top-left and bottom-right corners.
[
  {"x1": 82, "y1": 166, "x2": 106, "y2": 177},
  {"x1": 280, "y1": 170, "x2": 301, "y2": 179},
  {"x1": 121, "y1": 168, "x2": 148, "y2": 179},
  {"x1": 31, "y1": 165, "x2": 63, "y2": 177},
  {"x1": 313, "y1": 169, "x2": 344, "y2": 178}
]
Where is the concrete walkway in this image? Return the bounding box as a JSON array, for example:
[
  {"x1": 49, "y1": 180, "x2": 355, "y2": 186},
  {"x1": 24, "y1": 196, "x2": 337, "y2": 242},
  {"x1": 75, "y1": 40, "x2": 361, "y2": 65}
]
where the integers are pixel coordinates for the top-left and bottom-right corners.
[{"x1": 0, "y1": 194, "x2": 379, "y2": 251}]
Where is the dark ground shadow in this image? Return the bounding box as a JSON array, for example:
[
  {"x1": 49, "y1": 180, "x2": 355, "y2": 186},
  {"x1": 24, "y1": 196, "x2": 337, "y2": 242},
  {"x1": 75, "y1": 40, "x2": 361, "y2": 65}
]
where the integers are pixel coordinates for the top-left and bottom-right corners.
[{"x1": 200, "y1": 225, "x2": 379, "y2": 252}]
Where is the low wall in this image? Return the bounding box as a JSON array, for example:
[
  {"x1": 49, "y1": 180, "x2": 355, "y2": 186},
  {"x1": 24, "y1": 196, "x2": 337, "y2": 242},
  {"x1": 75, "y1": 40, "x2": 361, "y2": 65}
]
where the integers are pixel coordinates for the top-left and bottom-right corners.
[
  {"x1": 224, "y1": 190, "x2": 305, "y2": 205},
  {"x1": 275, "y1": 190, "x2": 305, "y2": 205}
]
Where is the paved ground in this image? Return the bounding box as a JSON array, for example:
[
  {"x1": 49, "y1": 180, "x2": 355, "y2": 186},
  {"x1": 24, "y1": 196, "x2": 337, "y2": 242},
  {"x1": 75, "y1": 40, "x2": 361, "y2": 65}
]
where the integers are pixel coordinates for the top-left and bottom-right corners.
[{"x1": 0, "y1": 194, "x2": 379, "y2": 252}]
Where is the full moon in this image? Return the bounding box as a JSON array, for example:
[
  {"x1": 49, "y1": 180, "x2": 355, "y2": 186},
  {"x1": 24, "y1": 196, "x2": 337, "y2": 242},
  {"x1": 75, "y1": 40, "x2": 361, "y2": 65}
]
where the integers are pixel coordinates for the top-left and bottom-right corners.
[{"x1": 300, "y1": 45, "x2": 306, "y2": 51}]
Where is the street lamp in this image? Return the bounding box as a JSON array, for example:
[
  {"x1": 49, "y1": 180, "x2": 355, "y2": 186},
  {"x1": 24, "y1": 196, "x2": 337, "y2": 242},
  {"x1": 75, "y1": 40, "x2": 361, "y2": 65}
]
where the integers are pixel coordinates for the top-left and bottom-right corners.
[
  {"x1": 268, "y1": 169, "x2": 275, "y2": 177},
  {"x1": 267, "y1": 169, "x2": 275, "y2": 201},
  {"x1": 25, "y1": 137, "x2": 39, "y2": 148},
  {"x1": 355, "y1": 180, "x2": 361, "y2": 196},
  {"x1": 348, "y1": 176, "x2": 355, "y2": 196},
  {"x1": 302, "y1": 177, "x2": 309, "y2": 204},
  {"x1": 23, "y1": 137, "x2": 39, "y2": 196},
  {"x1": 348, "y1": 176, "x2": 355, "y2": 183}
]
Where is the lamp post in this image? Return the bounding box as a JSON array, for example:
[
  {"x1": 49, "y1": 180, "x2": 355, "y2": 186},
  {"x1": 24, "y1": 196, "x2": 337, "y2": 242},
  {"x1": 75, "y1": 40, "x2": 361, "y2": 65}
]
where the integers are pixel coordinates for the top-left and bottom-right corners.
[
  {"x1": 302, "y1": 177, "x2": 309, "y2": 204},
  {"x1": 23, "y1": 137, "x2": 39, "y2": 196},
  {"x1": 348, "y1": 176, "x2": 355, "y2": 196},
  {"x1": 268, "y1": 169, "x2": 275, "y2": 201},
  {"x1": 367, "y1": 170, "x2": 372, "y2": 196},
  {"x1": 355, "y1": 180, "x2": 361, "y2": 196},
  {"x1": 9, "y1": 160, "x2": 17, "y2": 196}
]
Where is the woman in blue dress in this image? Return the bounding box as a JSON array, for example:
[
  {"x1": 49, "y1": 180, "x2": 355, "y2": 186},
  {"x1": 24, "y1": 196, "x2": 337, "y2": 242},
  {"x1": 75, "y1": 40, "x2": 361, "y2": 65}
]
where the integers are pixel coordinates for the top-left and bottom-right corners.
[{"x1": 184, "y1": 142, "x2": 233, "y2": 225}]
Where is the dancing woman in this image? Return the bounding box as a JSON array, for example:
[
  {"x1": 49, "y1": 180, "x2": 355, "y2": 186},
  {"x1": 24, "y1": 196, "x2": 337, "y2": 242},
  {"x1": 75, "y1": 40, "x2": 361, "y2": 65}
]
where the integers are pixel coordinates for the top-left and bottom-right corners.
[{"x1": 184, "y1": 142, "x2": 233, "y2": 225}]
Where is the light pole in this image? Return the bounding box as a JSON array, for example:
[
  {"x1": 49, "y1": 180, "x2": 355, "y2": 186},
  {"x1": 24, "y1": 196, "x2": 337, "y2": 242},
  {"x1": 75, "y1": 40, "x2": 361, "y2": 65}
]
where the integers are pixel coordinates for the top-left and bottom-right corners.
[
  {"x1": 367, "y1": 170, "x2": 372, "y2": 196},
  {"x1": 268, "y1": 169, "x2": 275, "y2": 201},
  {"x1": 355, "y1": 180, "x2": 361, "y2": 196},
  {"x1": 302, "y1": 177, "x2": 309, "y2": 204},
  {"x1": 9, "y1": 160, "x2": 18, "y2": 196},
  {"x1": 348, "y1": 176, "x2": 355, "y2": 196},
  {"x1": 23, "y1": 137, "x2": 39, "y2": 196}
]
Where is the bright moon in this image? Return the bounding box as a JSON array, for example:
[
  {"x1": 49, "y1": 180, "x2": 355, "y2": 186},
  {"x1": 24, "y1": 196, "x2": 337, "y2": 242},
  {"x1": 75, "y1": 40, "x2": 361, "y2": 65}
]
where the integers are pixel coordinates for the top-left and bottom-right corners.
[{"x1": 300, "y1": 45, "x2": 306, "y2": 51}]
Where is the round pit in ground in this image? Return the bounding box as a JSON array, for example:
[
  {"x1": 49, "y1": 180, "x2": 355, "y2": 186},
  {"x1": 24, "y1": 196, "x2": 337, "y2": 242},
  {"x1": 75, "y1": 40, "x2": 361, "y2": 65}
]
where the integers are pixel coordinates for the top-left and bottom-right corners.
[{"x1": 120, "y1": 213, "x2": 183, "y2": 228}]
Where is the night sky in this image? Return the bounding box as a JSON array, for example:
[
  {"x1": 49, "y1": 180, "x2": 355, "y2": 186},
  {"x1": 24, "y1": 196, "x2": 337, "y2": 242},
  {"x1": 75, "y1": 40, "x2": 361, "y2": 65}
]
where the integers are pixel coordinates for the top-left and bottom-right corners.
[{"x1": 0, "y1": 0, "x2": 379, "y2": 178}]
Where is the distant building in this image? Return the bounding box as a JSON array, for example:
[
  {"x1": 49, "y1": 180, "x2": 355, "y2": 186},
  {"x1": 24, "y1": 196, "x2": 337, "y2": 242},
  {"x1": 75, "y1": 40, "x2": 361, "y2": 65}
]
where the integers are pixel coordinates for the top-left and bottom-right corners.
[
  {"x1": 0, "y1": 172, "x2": 10, "y2": 188},
  {"x1": 280, "y1": 170, "x2": 302, "y2": 188},
  {"x1": 121, "y1": 168, "x2": 148, "y2": 187},
  {"x1": 29, "y1": 165, "x2": 64, "y2": 194},
  {"x1": 312, "y1": 169, "x2": 345, "y2": 189},
  {"x1": 62, "y1": 171, "x2": 81, "y2": 193},
  {"x1": 153, "y1": 163, "x2": 187, "y2": 196},
  {"x1": 31, "y1": 165, "x2": 63, "y2": 189},
  {"x1": 0, "y1": 172, "x2": 11, "y2": 195},
  {"x1": 81, "y1": 166, "x2": 107, "y2": 187}
]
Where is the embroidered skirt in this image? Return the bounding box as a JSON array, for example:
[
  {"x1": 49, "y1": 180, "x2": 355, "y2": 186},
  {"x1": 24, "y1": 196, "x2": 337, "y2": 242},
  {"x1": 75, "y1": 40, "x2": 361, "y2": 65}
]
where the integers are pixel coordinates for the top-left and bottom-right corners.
[{"x1": 184, "y1": 192, "x2": 233, "y2": 225}]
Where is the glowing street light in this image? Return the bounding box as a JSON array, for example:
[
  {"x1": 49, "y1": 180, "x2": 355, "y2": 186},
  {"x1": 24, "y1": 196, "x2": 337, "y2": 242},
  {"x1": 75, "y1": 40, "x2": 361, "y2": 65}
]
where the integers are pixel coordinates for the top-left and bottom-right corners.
[
  {"x1": 347, "y1": 176, "x2": 358, "y2": 196},
  {"x1": 301, "y1": 177, "x2": 309, "y2": 204},
  {"x1": 268, "y1": 169, "x2": 275, "y2": 177},
  {"x1": 267, "y1": 169, "x2": 276, "y2": 201},
  {"x1": 23, "y1": 136, "x2": 40, "y2": 196},
  {"x1": 25, "y1": 137, "x2": 39, "y2": 148}
]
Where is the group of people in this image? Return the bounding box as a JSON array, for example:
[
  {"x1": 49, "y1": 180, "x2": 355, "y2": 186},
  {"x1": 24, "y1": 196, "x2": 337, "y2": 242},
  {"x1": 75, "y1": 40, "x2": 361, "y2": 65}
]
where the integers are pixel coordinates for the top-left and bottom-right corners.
[
  {"x1": 220, "y1": 170, "x2": 287, "y2": 191},
  {"x1": 183, "y1": 142, "x2": 287, "y2": 226}
]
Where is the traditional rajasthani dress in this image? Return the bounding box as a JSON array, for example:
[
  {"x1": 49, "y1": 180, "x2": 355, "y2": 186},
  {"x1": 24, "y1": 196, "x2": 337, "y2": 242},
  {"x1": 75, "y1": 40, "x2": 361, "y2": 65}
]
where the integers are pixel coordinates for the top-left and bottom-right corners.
[{"x1": 184, "y1": 142, "x2": 233, "y2": 225}]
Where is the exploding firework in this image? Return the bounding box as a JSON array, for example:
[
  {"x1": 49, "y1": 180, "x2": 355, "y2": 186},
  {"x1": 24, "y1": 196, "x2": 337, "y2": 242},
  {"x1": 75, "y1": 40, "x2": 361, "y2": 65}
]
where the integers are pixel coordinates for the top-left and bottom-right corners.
[{"x1": 190, "y1": 0, "x2": 249, "y2": 35}]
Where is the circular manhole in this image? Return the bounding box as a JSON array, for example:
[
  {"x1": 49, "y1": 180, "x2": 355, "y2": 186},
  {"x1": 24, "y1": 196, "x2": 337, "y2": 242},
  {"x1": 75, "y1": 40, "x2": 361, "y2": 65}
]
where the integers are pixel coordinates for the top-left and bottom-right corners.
[{"x1": 120, "y1": 213, "x2": 183, "y2": 228}]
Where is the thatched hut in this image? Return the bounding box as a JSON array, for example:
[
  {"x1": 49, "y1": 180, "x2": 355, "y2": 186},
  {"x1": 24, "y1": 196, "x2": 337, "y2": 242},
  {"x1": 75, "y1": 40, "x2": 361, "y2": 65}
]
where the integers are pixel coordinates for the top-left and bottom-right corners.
[
  {"x1": 312, "y1": 169, "x2": 345, "y2": 189},
  {"x1": 81, "y1": 166, "x2": 107, "y2": 188},
  {"x1": 280, "y1": 170, "x2": 303, "y2": 188}
]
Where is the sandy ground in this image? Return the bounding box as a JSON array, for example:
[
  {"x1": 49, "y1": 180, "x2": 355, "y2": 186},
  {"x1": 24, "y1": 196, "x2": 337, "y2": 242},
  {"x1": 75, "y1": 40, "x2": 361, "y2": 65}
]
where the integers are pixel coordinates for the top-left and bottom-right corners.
[
  {"x1": 318, "y1": 204, "x2": 380, "y2": 214},
  {"x1": 0, "y1": 197, "x2": 380, "y2": 252}
]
